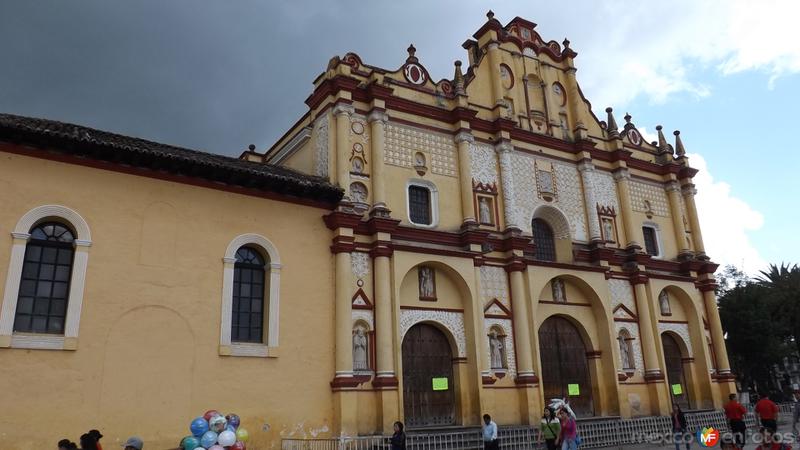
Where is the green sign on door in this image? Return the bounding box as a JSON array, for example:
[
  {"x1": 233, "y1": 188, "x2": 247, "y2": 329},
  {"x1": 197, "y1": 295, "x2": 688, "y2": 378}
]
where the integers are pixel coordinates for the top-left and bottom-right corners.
[
  {"x1": 568, "y1": 384, "x2": 580, "y2": 396},
  {"x1": 672, "y1": 384, "x2": 683, "y2": 395},
  {"x1": 432, "y1": 377, "x2": 449, "y2": 391}
]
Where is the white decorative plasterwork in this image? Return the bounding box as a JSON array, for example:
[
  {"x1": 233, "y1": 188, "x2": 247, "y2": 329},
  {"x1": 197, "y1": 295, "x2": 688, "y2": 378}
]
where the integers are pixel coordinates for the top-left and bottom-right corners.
[
  {"x1": 352, "y1": 309, "x2": 374, "y2": 329},
  {"x1": 314, "y1": 115, "x2": 329, "y2": 178},
  {"x1": 588, "y1": 170, "x2": 620, "y2": 211},
  {"x1": 506, "y1": 153, "x2": 587, "y2": 240},
  {"x1": 658, "y1": 322, "x2": 693, "y2": 356},
  {"x1": 480, "y1": 266, "x2": 509, "y2": 309},
  {"x1": 400, "y1": 309, "x2": 466, "y2": 357},
  {"x1": 615, "y1": 322, "x2": 645, "y2": 375},
  {"x1": 609, "y1": 279, "x2": 636, "y2": 314},
  {"x1": 469, "y1": 142, "x2": 498, "y2": 186},
  {"x1": 385, "y1": 124, "x2": 457, "y2": 177},
  {"x1": 630, "y1": 180, "x2": 670, "y2": 217},
  {"x1": 485, "y1": 318, "x2": 517, "y2": 376},
  {"x1": 351, "y1": 252, "x2": 370, "y2": 280},
  {"x1": 1, "y1": 205, "x2": 92, "y2": 350}
]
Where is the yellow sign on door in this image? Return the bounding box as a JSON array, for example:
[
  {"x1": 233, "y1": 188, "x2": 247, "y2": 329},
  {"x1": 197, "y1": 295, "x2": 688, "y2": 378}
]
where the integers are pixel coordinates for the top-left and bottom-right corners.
[
  {"x1": 672, "y1": 384, "x2": 683, "y2": 395},
  {"x1": 432, "y1": 377, "x2": 449, "y2": 391},
  {"x1": 568, "y1": 384, "x2": 580, "y2": 396}
]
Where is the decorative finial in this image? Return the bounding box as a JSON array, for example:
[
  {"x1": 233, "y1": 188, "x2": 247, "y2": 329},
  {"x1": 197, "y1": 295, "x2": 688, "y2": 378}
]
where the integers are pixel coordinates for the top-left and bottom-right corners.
[
  {"x1": 406, "y1": 44, "x2": 418, "y2": 63},
  {"x1": 624, "y1": 112, "x2": 632, "y2": 124},
  {"x1": 673, "y1": 130, "x2": 686, "y2": 157},
  {"x1": 248, "y1": 144, "x2": 256, "y2": 151},
  {"x1": 487, "y1": 10, "x2": 495, "y2": 20},
  {"x1": 605, "y1": 107, "x2": 619, "y2": 138},
  {"x1": 453, "y1": 60, "x2": 465, "y2": 95},
  {"x1": 563, "y1": 38, "x2": 571, "y2": 49},
  {"x1": 656, "y1": 125, "x2": 668, "y2": 152}
]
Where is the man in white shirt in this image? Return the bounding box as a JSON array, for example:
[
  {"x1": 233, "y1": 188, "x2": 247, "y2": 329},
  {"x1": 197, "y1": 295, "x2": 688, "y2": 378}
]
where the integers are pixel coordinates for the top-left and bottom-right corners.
[{"x1": 482, "y1": 414, "x2": 498, "y2": 450}]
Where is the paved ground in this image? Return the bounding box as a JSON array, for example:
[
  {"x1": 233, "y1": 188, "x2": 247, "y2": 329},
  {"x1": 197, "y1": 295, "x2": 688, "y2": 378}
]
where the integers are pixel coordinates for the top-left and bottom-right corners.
[{"x1": 612, "y1": 420, "x2": 795, "y2": 450}]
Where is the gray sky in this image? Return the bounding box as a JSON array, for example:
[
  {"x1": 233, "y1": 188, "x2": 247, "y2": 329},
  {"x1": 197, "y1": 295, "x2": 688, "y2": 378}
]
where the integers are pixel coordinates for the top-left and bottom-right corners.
[{"x1": 1, "y1": 1, "x2": 524, "y2": 155}]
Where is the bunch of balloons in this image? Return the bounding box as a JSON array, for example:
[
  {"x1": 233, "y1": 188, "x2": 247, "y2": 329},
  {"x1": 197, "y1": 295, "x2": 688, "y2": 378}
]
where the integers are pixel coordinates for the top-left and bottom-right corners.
[{"x1": 180, "y1": 410, "x2": 250, "y2": 450}]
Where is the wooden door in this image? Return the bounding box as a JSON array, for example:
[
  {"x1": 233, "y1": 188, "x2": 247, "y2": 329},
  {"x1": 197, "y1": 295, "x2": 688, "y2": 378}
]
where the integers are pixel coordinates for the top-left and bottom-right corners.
[
  {"x1": 402, "y1": 323, "x2": 456, "y2": 427},
  {"x1": 538, "y1": 316, "x2": 594, "y2": 417},
  {"x1": 662, "y1": 333, "x2": 690, "y2": 409}
]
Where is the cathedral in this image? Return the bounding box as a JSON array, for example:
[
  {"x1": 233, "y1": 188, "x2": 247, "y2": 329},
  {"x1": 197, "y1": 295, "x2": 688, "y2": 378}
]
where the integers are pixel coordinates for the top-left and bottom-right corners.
[{"x1": 0, "y1": 12, "x2": 733, "y2": 450}]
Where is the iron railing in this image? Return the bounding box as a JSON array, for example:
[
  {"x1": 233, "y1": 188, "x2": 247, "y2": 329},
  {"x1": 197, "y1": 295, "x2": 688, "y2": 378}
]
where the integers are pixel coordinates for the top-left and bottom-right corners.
[{"x1": 282, "y1": 403, "x2": 795, "y2": 450}]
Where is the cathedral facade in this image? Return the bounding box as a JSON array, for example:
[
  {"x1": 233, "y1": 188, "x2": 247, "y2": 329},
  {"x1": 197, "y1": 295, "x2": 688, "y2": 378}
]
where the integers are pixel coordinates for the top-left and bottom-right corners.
[{"x1": 0, "y1": 13, "x2": 733, "y2": 450}]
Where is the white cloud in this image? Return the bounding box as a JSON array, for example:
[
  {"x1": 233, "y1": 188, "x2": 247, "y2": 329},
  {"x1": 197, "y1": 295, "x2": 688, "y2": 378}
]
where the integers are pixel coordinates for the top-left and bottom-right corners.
[
  {"x1": 559, "y1": 0, "x2": 800, "y2": 109},
  {"x1": 688, "y1": 153, "x2": 767, "y2": 274}
]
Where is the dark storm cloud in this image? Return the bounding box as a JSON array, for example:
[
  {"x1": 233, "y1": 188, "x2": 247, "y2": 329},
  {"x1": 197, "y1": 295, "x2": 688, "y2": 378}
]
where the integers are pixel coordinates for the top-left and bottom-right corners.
[{"x1": 0, "y1": 1, "x2": 564, "y2": 156}]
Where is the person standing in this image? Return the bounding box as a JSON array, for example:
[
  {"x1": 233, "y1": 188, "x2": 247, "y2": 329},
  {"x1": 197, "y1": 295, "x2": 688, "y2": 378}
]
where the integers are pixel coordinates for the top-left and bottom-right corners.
[
  {"x1": 724, "y1": 393, "x2": 747, "y2": 448},
  {"x1": 670, "y1": 404, "x2": 690, "y2": 450},
  {"x1": 482, "y1": 414, "x2": 499, "y2": 450},
  {"x1": 390, "y1": 421, "x2": 406, "y2": 450},
  {"x1": 755, "y1": 392, "x2": 779, "y2": 433},
  {"x1": 121, "y1": 436, "x2": 144, "y2": 450},
  {"x1": 539, "y1": 407, "x2": 561, "y2": 450},
  {"x1": 556, "y1": 408, "x2": 578, "y2": 450},
  {"x1": 88, "y1": 430, "x2": 103, "y2": 450},
  {"x1": 79, "y1": 434, "x2": 98, "y2": 450}
]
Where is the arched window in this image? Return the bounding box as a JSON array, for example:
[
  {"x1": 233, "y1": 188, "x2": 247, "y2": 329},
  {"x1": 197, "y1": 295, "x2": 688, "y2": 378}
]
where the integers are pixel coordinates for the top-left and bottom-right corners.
[
  {"x1": 219, "y1": 233, "x2": 281, "y2": 358},
  {"x1": 617, "y1": 329, "x2": 635, "y2": 371},
  {"x1": 532, "y1": 218, "x2": 556, "y2": 261},
  {"x1": 232, "y1": 247, "x2": 266, "y2": 343},
  {"x1": 1, "y1": 205, "x2": 91, "y2": 351},
  {"x1": 14, "y1": 223, "x2": 75, "y2": 334}
]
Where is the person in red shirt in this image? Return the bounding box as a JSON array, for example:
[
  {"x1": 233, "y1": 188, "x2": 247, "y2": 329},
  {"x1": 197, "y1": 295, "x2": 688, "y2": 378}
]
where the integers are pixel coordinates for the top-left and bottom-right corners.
[
  {"x1": 755, "y1": 393, "x2": 780, "y2": 433},
  {"x1": 724, "y1": 393, "x2": 747, "y2": 448}
]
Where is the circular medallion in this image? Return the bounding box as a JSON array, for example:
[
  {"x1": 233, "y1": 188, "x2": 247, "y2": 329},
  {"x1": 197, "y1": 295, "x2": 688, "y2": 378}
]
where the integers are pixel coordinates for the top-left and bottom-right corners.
[
  {"x1": 351, "y1": 121, "x2": 365, "y2": 135},
  {"x1": 629, "y1": 129, "x2": 642, "y2": 146},
  {"x1": 500, "y1": 64, "x2": 514, "y2": 90},
  {"x1": 403, "y1": 63, "x2": 427, "y2": 85},
  {"x1": 353, "y1": 142, "x2": 364, "y2": 154},
  {"x1": 357, "y1": 279, "x2": 364, "y2": 287}
]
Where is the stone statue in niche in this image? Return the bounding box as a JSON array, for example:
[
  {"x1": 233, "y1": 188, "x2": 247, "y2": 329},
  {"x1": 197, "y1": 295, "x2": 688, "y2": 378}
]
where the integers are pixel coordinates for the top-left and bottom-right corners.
[
  {"x1": 352, "y1": 157, "x2": 363, "y2": 174},
  {"x1": 552, "y1": 278, "x2": 566, "y2": 303},
  {"x1": 489, "y1": 330, "x2": 505, "y2": 369},
  {"x1": 350, "y1": 182, "x2": 367, "y2": 204},
  {"x1": 659, "y1": 290, "x2": 671, "y2": 315},
  {"x1": 602, "y1": 218, "x2": 615, "y2": 242},
  {"x1": 478, "y1": 197, "x2": 493, "y2": 224},
  {"x1": 353, "y1": 327, "x2": 368, "y2": 371},
  {"x1": 418, "y1": 266, "x2": 436, "y2": 299},
  {"x1": 618, "y1": 332, "x2": 634, "y2": 370}
]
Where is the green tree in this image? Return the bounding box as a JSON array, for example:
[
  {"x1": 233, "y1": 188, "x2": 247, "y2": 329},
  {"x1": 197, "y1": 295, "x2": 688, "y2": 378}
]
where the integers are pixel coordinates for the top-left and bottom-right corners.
[
  {"x1": 718, "y1": 279, "x2": 790, "y2": 391},
  {"x1": 758, "y1": 263, "x2": 800, "y2": 354}
]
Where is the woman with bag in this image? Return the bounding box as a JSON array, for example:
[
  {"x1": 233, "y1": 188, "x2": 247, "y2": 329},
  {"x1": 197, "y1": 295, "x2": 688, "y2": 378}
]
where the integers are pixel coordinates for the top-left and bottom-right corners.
[
  {"x1": 556, "y1": 407, "x2": 578, "y2": 450},
  {"x1": 539, "y1": 407, "x2": 561, "y2": 450}
]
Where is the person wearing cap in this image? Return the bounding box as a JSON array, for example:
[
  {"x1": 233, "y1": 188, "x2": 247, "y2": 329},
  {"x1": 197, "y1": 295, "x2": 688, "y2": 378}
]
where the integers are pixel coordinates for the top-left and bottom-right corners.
[
  {"x1": 88, "y1": 430, "x2": 104, "y2": 450},
  {"x1": 122, "y1": 436, "x2": 143, "y2": 450}
]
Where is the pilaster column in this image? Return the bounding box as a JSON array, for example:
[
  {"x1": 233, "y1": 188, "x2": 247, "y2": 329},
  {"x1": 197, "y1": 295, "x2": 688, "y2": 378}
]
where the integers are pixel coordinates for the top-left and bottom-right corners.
[
  {"x1": 508, "y1": 266, "x2": 535, "y2": 380},
  {"x1": 455, "y1": 131, "x2": 477, "y2": 227},
  {"x1": 487, "y1": 43, "x2": 504, "y2": 106},
  {"x1": 700, "y1": 285, "x2": 731, "y2": 376},
  {"x1": 496, "y1": 141, "x2": 519, "y2": 231},
  {"x1": 631, "y1": 279, "x2": 663, "y2": 380},
  {"x1": 681, "y1": 183, "x2": 707, "y2": 258},
  {"x1": 562, "y1": 67, "x2": 587, "y2": 140},
  {"x1": 333, "y1": 103, "x2": 355, "y2": 198},
  {"x1": 368, "y1": 110, "x2": 389, "y2": 215},
  {"x1": 0, "y1": 233, "x2": 31, "y2": 347},
  {"x1": 666, "y1": 181, "x2": 691, "y2": 258},
  {"x1": 334, "y1": 248, "x2": 354, "y2": 379},
  {"x1": 613, "y1": 168, "x2": 643, "y2": 251},
  {"x1": 373, "y1": 252, "x2": 395, "y2": 381},
  {"x1": 578, "y1": 160, "x2": 602, "y2": 243}
]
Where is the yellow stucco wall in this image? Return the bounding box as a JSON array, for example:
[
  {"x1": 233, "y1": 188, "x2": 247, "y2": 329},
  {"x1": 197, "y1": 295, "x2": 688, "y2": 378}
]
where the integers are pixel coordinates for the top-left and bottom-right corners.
[{"x1": 0, "y1": 152, "x2": 337, "y2": 450}]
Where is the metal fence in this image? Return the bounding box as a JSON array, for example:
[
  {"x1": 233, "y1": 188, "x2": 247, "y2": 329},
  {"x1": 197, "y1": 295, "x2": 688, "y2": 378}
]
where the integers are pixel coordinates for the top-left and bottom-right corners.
[{"x1": 282, "y1": 403, "x2": 795, "y2": 450}]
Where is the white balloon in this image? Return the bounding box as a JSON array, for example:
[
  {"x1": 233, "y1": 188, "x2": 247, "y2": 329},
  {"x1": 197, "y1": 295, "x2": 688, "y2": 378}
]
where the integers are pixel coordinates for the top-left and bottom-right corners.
[{"x1": 218, "y1": 430, "x2": 237, "y2": 447}]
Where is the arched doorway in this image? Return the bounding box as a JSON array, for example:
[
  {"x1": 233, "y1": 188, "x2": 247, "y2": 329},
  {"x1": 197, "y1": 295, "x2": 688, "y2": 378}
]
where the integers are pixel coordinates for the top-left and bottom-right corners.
[
  {"x1": 538, "y1": 316, "x2": 594, "y2": 416},
  {"x1": 402, "y1": 323, "x2": 456, "y2": 427},
  {"x1": 662, "y1": 333, "x2": 690, "y2": 409}
]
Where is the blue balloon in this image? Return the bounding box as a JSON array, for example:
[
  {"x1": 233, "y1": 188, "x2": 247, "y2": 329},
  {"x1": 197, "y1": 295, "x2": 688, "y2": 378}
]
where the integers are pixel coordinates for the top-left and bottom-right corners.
[
  {"x1": 190, "y1": 417, "x2": 209, "y2": 437},
  {"x1": 226, "y1": 414, "x2": 241, "y2": 430},
  {"x1": 200, "y1": 430, "x2": 218, "y2": 449}
]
